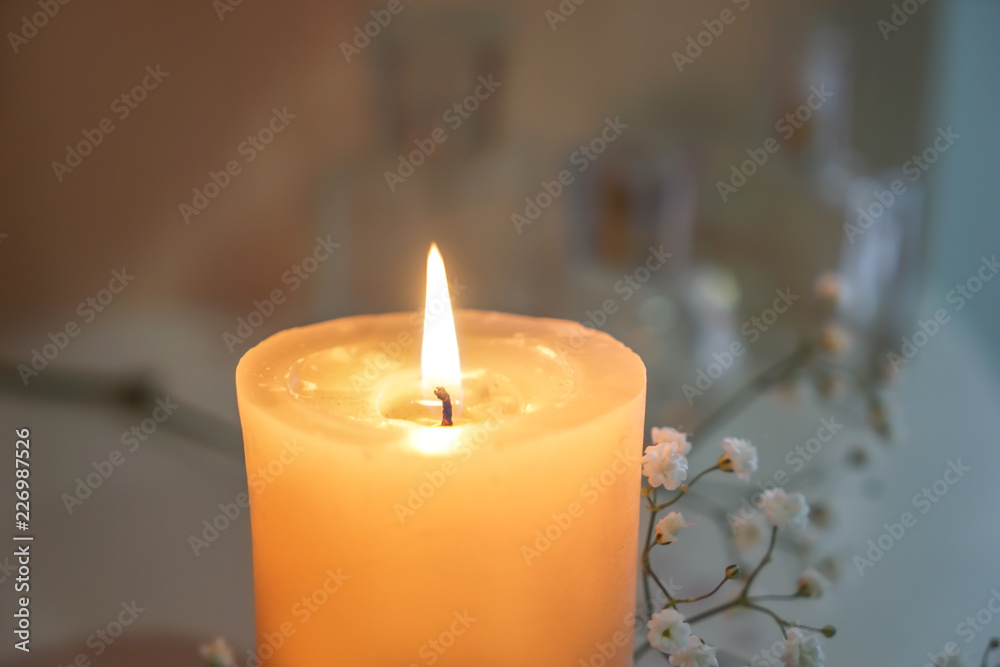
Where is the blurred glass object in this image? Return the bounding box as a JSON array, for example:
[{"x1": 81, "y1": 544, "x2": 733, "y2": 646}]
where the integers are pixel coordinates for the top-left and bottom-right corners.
[
  {"x1": 802, "y1": 24, "x2": 856, "y2": 203},
  {"x1": 684, "y1": 263, "x2": 743, "y2": 369},
  {"x1": 371, "y1": 7, "x2": 510, "y2": 159},
  {"x1": 570, "y1": 148, "x2": 698, "y2": 273},
  {"x1": 837, "y1": 172, "x2": 925, "y2": 366}
]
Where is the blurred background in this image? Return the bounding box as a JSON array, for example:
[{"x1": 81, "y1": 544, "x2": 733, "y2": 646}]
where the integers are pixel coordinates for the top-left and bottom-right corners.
[{"x1": 1, "y1": 0, "x2": 998, "y2": 665}]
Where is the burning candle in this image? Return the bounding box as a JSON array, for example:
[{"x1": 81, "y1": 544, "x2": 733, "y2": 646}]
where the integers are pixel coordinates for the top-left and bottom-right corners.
[{"x1": 235, "y1": 244, "x2": 646, "y2": 666}]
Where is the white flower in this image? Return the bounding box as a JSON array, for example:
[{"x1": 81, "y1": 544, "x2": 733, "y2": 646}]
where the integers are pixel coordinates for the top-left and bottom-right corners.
[
  {"x1": 731, "y1": 514, "x2": 766, "y2": 552},
  {"x1": 720, "y1": 437, "x2": 758, "y2": 482},
  {"x1": 647, "y1": 608, "x2": 692, "y2": 654},
  {"x1": 759, "y1": 488, "x2": 810, "y2": 531},
  {"x1": 797, "y1": 567, "x2": 827, "y2": 598},
  {"x1": 199, "y1": 637, "x2": 236, "y2": 667},
  {"x1": 782, "y1": 629, "x2": 825, "y2": 667},
  {"x1": 819, "y1": 323, "x2": 850, "y2": 354},
  {"x1": 643, "y1": 441, "x2": 689, "y2": 490},
  {"x1": 654, "y1": 511, "x2": 693, "y2": 544},
  {"x1": 668, "y1": 635, "x2": 719, "y2": 667},
  {"x1": 652, "y1": 426, "x2": 692, "y2": 455}
]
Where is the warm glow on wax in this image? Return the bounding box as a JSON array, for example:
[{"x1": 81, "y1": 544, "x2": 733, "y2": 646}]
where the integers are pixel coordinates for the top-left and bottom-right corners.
[
  {"x1": 421, "y1": 243, "x2": 462, "y2": 404},
  {"x1": 234, "y1": 245, "x2": 648, "y2": 665}
]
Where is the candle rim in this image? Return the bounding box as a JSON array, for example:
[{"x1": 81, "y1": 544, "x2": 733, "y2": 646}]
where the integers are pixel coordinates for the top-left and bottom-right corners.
[{"x1": 236, "y1": 309, "x2": 647, "y2": 450}]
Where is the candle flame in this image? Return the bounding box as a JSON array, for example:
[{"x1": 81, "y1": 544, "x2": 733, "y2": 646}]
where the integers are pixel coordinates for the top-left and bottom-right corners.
[{"x1": 421, "y1": 243, "x2": 462, "y2": 409}]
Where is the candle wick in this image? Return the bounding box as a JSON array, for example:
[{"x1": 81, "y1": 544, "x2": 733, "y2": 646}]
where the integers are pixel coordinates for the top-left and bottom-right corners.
[{"x1": 433, "y1": 386, "x2": 453, "y2": 426}]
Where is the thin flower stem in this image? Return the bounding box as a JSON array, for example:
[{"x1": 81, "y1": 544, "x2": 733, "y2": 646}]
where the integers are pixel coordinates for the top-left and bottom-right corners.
[
  {"x1": 686, "y1": 527, "x2": 778, "y2": 625},
  {"x1": 741, "y1": 527, "x2": 778, "y2": 597},
  {"x1": 748, "y1": 593, "x2": 804, "y2": 603},
  {"x1": 690, "y1": 343, "x2": 815, "y2": 454},
  {"x1": 640, "y1": 463, "x2": 726, "y2": 619},
  {"x1": 641, "y1": 465, "x2": 723, "y2": 614},
  {"x1": 745, "y1": 602, "x2": 789, "y2": 637},
  {"x1": 647, "y1": 567, "x2": 674, "y2": 605},
  {"x1": 636, "y1": 341, "x2": 819, "y2": 655},
  {"x1": 633, "y1": 642, "x2": 652, "y2": 662},
  {"x1": 791, "y1": 622, "x2": 829, "y2": 634},
  {"x1": 681, "y1": 491, "x2": 743, "y2": 567},
  {"x1": 672, "y1": 574, "x2": 731, "y2": 605},
  {"x1": 650, "y1": 466, "x2": 720, "y2": 512},
  {"x1": 684, "y1": 598, "x2": 742, "y2": 624},
  {"x1": 642, "y1": 486, "x2": 661, "y2": 617}
]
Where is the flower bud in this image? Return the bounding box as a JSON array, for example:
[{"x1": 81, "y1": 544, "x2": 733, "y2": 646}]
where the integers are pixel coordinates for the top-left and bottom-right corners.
[
  {"x1": 725, "y1": 564, "x2": 741, "y2": 580},
  {"x1": 821, "y1": 625, "x2": 836, "y2": 637},
  {"x1": 796, "y1": 567, "x2": 826, "y2": 598},
  {"x1": 819, "y1": 322, "x2": 849, "y2": 354},
  {"x1": 814, "y1": 272, "x2": 841, "y2": 303},
  {"x1": 867, "y1": 399, "x2": 892, "y2": 440},
  {"x1": 814, "y1": 371, "x2": 843, "y2": 399}
]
